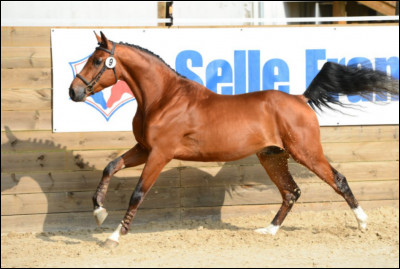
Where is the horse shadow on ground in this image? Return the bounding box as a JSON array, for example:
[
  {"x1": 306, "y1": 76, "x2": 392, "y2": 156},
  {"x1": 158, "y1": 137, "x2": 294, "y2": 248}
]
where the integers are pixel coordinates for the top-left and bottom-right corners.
[{"x1": 1, "y1": 126, "x2": 278, "y2": 243}]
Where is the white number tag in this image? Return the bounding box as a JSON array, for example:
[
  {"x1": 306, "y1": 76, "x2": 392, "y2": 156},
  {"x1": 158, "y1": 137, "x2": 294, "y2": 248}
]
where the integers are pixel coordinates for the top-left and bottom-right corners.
[{"x1": 105, "y1": 57, "x2": 116, "y2": 68}]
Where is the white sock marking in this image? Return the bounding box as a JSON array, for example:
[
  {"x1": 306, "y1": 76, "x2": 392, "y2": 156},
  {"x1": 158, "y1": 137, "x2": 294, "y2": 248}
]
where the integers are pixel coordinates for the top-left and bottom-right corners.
[
  {"x1": 353, "y1": 206, "x2": 368, "y2": 230},
  {"x1": 255, "y1": 224, "x2": 280, "y2": 235},
  {"x1": 108, "y1": 224, "x2": 122, "y2": 242}
]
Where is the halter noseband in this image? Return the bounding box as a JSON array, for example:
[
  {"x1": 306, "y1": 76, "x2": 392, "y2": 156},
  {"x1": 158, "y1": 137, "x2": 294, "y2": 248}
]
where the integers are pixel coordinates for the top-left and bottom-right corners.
[{"x1": 76, "y1": 42, "x2": 118, "y2": 94}]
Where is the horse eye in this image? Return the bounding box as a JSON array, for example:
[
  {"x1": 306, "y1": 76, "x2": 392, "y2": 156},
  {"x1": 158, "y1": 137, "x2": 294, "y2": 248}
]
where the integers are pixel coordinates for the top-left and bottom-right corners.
[{"x1": 93, "y1": 58, "x2": 103, "y2": 66}]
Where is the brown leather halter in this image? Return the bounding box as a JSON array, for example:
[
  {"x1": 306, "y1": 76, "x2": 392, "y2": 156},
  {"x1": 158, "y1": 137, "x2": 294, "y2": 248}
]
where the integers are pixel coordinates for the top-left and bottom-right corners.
[{"x1": 76, "y1": 42, "x2": 118, "y2": 94}]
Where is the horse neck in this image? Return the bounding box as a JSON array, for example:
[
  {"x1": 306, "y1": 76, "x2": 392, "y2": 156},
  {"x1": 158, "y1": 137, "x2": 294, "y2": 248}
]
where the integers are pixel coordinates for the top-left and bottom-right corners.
[{"x1": 117, "y1": 47, "x2": 178, "y2": 112}]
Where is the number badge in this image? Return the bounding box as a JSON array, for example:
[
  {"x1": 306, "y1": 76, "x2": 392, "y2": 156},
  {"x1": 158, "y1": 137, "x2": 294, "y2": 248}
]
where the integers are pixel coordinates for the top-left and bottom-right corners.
[{"x1": 105, "y1": 57, "x2": 116, "y2": 68}]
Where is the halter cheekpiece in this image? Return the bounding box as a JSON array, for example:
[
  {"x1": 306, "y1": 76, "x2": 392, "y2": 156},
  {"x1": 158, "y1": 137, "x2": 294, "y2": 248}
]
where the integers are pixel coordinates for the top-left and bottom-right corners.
[{"x1": 76, "y1": 42, "x2": 118, "y2": 94}]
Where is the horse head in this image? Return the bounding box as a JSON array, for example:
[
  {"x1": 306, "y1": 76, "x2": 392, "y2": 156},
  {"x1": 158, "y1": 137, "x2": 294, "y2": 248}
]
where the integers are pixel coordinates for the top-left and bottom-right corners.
[{"x1": 69, "y1": 32, "x2": 120, "y2": 102}]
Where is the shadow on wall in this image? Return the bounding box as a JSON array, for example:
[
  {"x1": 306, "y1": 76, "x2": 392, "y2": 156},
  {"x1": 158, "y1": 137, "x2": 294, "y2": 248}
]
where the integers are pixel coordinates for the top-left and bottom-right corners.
[{"x1": 1, "y1": 126, "x2": 280, "y2": 241}]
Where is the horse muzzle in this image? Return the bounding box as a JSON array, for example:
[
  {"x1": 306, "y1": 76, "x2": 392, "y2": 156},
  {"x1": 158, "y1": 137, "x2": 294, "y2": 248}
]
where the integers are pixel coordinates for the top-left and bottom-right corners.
[{"x1": 69, "y1": 86, "x2": 86, "y2": 102}]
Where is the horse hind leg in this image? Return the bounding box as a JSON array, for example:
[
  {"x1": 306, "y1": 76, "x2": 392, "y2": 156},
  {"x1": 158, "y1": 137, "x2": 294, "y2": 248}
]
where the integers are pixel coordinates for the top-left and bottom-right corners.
[
  {"x1": 330, "y1": 166, "x2": 367, "y2": 230},
  {"x1": 287, "y1": 141, "x2": 368, "y2": 231},
  {"x1": 255, "y1": 147, "x2": 301, "y2": 235}
]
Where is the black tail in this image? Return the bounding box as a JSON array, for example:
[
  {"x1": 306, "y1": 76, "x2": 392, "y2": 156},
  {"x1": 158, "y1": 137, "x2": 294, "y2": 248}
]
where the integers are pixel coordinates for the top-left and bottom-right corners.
[{"x1": 304, "y1": 62, "x2": 399, "y2": 111}]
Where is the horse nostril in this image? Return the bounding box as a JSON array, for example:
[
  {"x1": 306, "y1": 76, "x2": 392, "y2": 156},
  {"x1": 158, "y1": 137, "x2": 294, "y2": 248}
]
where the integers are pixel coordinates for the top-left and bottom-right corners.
[{"x1": 69, "y1": 88, "x2": 75, "y2": 100}]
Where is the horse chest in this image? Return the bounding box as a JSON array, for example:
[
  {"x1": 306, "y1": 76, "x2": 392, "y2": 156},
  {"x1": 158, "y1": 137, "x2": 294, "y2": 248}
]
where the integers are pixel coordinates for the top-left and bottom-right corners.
[{"x1": 132, "y1": 110, "x2": 183, "y2": 150}]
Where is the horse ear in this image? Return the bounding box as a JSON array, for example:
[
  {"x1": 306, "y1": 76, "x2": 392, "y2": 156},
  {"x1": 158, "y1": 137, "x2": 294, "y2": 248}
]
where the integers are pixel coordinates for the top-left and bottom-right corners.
[
  {"x1": 94, "y1": 31, "x2": 102, "y2": 44},
  {"x1": 100, "y1": 31, "x2": 109, "y2": 48}
]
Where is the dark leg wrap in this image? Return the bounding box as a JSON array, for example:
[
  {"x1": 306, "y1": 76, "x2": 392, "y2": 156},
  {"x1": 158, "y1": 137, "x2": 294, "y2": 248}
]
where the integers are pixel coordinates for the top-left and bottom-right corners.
[
  {"x1": 332, "y1": 167, "x2": 358, "y2": 209},
  {"x1": 120, "y1": 181, "x2": 144, "y2": 235},
  {"x1": 92, "y1": 157, "x2": 123, "y2": 208}
]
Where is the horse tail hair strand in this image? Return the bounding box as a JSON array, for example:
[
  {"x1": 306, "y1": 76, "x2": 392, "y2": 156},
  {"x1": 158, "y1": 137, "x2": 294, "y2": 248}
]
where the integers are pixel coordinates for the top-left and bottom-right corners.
[{"x1": 303, "y1": 62, "x2": 399, "y2": 111}]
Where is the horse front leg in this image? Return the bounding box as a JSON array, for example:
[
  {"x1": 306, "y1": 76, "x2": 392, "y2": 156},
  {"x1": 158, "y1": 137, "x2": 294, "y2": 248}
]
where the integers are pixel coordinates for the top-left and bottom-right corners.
[
  {"x1": 104, "y1": 149, "x2": 171, "y2": 247},
  {"x1": 93, "y1": 143, "x2": 148, "y2": 226}
]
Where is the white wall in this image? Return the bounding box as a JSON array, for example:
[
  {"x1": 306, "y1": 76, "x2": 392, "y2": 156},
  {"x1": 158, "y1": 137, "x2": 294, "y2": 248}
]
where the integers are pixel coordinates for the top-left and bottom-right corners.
[
  {"x1": 1, "y1": 1, "x2": 158, "y2": 26},
  {"x1": 1, "y1": 1, "x2": 291, "y2": 27},
  {"x1": 173, "y1": 1, "x2": 254, "y2": 26},
  {"x1": 173, "y1": 1, "x2": 287, "y2": 26}
]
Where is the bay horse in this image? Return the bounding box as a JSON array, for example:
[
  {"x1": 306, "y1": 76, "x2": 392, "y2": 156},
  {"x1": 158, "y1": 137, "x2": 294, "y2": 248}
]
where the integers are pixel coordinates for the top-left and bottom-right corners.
[{"x1": 69, "y1": 32, "x2": 399, "y2": 247}]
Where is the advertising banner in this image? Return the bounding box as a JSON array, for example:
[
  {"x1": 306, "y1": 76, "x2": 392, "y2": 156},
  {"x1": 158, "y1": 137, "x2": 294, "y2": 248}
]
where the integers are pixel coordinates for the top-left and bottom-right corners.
[{"x1": 52, "y1": 26, "x2": 399, "y2": 132}]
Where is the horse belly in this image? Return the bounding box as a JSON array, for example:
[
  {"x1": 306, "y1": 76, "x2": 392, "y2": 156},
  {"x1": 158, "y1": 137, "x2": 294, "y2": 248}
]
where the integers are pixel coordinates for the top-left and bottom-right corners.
[{"x1": 174, "y1": 122, "x2": 278, "y2": 162}]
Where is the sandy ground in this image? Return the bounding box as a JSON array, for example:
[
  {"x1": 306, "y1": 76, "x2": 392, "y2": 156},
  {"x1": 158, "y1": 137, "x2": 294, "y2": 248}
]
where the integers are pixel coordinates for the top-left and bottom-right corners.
[{"x1": 1, "y1": 207, "x2": 399, "y2": 268}]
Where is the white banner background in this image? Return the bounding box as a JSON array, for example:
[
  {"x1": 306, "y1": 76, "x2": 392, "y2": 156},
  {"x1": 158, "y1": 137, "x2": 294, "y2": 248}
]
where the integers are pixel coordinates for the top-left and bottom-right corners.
[{"x1": 52, "y1": 26, "x2": 399, "y2": 132}]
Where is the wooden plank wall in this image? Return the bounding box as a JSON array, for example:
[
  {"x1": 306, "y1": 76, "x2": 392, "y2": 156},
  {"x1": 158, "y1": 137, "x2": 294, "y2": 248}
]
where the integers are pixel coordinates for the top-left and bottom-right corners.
[{"x1": 1, "y1": 26, "x2": 399, "y2": 233}]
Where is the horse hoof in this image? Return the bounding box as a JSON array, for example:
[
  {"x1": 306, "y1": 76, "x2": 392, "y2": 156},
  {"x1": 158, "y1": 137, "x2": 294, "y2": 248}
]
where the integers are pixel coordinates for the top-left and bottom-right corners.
[
  {"x1": 93, "y1": 207, "x2": 108, "y2": 226},
  {"x1": 359, "y1": 222, "x2": 367, "y2": 232},
  {"x1": 103, "y1": 239, "x2": 119, "y2": 249}
]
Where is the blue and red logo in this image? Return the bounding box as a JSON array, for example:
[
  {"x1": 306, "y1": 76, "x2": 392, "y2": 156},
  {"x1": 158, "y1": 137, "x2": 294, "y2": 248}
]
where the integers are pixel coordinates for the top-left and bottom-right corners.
[{"x1": 69, "y1": 55, "x2": 135, "y2": 121}]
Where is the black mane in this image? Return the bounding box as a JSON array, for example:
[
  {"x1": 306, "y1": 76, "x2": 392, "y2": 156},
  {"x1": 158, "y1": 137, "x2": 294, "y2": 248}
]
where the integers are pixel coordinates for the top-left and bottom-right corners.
[{"x1": 118, "y1": 42, "x2": 185, "y2": 78}]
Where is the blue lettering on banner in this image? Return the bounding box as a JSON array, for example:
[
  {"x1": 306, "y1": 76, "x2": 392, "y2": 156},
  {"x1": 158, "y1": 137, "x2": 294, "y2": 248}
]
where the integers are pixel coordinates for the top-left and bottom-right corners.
[
  {"x1": 175, "y1": 50, "x2": 204, "y2": 85},
  {"x1": 206, "y1": 59, "x2": 233, "y2": 95},
  {"x1": 176, "y1": 50, "x2": 291, "y2": 95},
  {"x1": 248, "y1": 50, "x2": 261, "y2": 93},
  {"x1": 176, "y1": 49, "x2": 398, "y2": 102},
  {"x1": 234, "y1": 50, "x2": 246, "y2": 94},
  {"x1": 262, "y1": 59, "x2": 290, "y2": 93}
]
